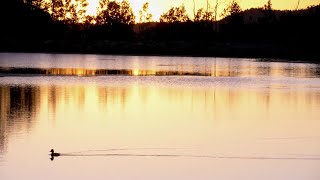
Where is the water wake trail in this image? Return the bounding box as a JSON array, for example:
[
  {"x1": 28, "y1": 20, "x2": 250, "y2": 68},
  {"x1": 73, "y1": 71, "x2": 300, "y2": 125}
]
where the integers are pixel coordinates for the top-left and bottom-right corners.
[
  {"x1": 65, "y1": 148, "x2": 184, "y2": 154},
  {"x1": 54, "y1": 148, "x2": 320, "y2": 161},
  {"x1": 287, "y1": 154, "x2": 320, "y2": 157},
  {"x1": 57, "y1": 153, "x2": 320, "y2": 161},
  {"x1": 261, "y1": 136, "x2": 320, "y2": 140}
]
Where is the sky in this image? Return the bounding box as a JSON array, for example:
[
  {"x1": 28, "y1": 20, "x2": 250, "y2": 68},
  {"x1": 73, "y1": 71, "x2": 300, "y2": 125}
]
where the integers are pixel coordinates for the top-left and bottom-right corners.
[{"x1": 86, "y1": 0, "x2": 320, "y2": 21}]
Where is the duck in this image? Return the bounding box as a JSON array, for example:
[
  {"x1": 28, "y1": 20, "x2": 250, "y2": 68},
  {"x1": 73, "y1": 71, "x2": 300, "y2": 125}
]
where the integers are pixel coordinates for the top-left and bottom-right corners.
[{"x1": 50, "y1": 149, "x2": 60, "y2": 157}]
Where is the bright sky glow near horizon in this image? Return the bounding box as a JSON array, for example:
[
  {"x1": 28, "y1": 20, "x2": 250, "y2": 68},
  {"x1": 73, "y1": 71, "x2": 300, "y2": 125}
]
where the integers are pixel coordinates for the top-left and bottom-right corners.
[{"x1": 86, "y1": 0, "x2": 320, "y2": 22}]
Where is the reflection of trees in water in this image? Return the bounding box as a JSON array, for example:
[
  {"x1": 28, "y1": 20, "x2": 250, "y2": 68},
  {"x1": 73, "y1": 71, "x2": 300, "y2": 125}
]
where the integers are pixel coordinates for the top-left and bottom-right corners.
[
  {"x1": 8, "y1": 86, "x2": 40, "y2": 121},
  {"x1": 0, "y1": 85, "x2": 40, "y2": 152},
  {"x1": 47, "y1": 85, "x2": 86, "y2": 120},
  {"x1": 1, "y1": 80, "x2": 320, "y2": 153},
  {"x1": 97, "y1": 87, "x2": 129, "y2": 111},
  {"x1": 45, "y1": 85, "x2": 130, "y2": 114},
  {"x1": 0, "y1": 62, "x2": 319, "y2": 77},
  {"x1": 0, "y1": 86, "x2": 9, "y2": 153}
]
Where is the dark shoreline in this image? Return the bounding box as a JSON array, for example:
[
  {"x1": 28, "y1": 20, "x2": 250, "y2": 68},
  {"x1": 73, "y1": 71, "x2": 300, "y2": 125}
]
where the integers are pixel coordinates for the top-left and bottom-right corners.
[{"x1": 1, "y1": 40, "x2": 319, "y2": 63}]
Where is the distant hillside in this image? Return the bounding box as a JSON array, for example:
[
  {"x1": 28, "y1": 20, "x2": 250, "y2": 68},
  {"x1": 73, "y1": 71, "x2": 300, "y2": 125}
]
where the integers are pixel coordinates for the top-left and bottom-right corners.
[{"x1": 227, "y1": 4, "x2": 320, "y2": 24}]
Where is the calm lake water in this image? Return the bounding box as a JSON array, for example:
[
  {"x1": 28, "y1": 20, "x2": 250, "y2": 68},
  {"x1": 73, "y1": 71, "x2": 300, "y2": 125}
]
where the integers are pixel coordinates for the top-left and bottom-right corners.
[{"x1": 0, "y1": 53, "x2": 320, "y2": 180}]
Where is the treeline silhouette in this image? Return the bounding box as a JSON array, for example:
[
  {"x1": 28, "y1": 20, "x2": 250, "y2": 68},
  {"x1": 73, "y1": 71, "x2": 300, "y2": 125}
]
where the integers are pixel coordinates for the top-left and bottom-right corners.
[{"x1": 0, "y1": 0, "x2": 319, "y2": 60}]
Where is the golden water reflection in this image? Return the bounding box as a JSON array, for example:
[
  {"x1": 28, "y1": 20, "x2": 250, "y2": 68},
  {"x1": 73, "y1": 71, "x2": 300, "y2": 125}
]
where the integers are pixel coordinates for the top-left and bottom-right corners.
[
  {"x1": 0, "y1": 61, "x2": 319, "y2": 78},
  {"x1": 1, "y1": 82, "x2": 320, "y2": 153},
  {"x1": 1, "y1": 54, "x2": 320, "y2": 179}
]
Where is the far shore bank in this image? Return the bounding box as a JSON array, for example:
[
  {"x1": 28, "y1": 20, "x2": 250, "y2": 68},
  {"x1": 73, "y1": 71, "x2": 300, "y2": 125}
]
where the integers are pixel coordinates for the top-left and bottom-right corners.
[{"x1": 1, "y1": 40, "x2": 319, "y2": 63}]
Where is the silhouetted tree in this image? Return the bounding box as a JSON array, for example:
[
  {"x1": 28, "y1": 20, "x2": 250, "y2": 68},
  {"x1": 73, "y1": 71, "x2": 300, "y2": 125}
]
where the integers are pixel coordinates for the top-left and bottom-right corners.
[
  {"x1": 221, "y1": 0, "x2": 242, "y2": 18},
  {"x1": 97, "y1": 0, "x2": 109, "y2": 12},
  {"x1": 139, "y1": 2, "x2": 153, "y2": 23},
  {"x1": 96, "y1": 0, "x2": 135, "y2": 25},
  {"x1": 24, "y1": 0, "x2": 42, "y2": 9},
  {"x1": 45, "y1": 0, "x2": 87, "y2": 23},
  {"x1": 0, "y1": 0, "x2": 52, "y2": 42},
  {"x1": 75, "y1": 0, "x2": 88, "y2": 23},
  {"x1": 93, "y1": 0, "x2": 135, "y2": 40},
  {"x1": 210, "y1": 0, "x2": 224, "y2": 32},
  {"x1": 49, "y1": 0, "x2": 64, "y2": 21},
  {"x1": 97, "y1": 1, "x2": 121, "y2": 25},
  {"x1": 212, "y1": 0, "x2": 223, "y2": 21},
  {"x1": 194, "y1": 8, "x2": 215, "y2": 22},
  {"x1": 261, "y1": 0, "x2": 275, "y2": 23},
  {"x1": 263, "y1": 0, "x2": 272, "y2": 11},
  {"x1": 119, "y1": 0, "x2": 135, "y2": 25},
  {"x1": 160, "y1": 5, "x2": 189, "y2": 23}
]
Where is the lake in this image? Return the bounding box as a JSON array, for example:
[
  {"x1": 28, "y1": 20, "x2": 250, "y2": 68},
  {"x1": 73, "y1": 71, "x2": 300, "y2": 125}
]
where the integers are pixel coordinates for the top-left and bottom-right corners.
[{"x1": 0, "y1": 53, "x2": 320, "y2": 180}]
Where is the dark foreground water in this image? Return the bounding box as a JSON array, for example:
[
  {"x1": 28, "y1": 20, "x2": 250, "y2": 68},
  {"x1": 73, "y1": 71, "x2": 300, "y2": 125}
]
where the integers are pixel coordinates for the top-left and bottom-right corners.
[{"x1": 0, "y1": 53, "x2": 320, "y2": 180}]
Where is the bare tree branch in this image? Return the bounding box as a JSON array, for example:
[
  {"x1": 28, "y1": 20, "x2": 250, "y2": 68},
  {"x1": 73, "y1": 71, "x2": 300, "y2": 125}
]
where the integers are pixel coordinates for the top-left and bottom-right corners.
[
  {"x1": 296, "y1": 0, "x2": 300, "y2": 10},
  {"x1": 193, "y1": 0, "x2": 196, "y2": 18}
]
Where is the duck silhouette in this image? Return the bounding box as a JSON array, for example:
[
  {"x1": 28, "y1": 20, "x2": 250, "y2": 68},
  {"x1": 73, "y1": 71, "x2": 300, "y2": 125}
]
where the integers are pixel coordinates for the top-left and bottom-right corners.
[{"x1": 50, "y1": 149, "x2": 60, "y2": 157}]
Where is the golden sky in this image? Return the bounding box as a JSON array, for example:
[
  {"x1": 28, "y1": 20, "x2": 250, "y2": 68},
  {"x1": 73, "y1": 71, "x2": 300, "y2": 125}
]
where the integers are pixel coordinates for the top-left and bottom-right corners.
[{"x1": 87, "y1": 0, "x2": 320, "y2": 21}]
